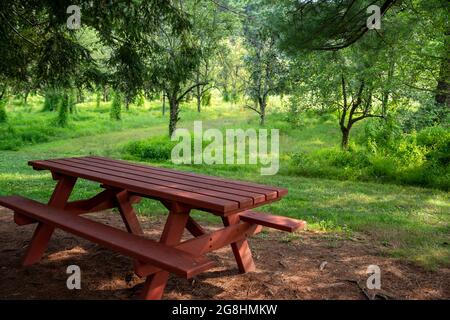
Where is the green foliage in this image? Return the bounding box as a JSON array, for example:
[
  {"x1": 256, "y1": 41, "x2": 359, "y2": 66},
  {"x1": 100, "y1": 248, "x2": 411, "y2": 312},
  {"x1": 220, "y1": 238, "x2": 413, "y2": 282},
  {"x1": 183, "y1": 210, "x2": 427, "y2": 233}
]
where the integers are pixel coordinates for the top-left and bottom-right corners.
[
  {"x1": 135, "y1": 92, "x2": 145, "y2": 107},
  {"x1": 0, "y1": 99, "x2": 7, "y2": 123},
  {"x1": 96, "y1": 91, "x2": 101, "y2": 108},
  {"x1": 123, "y1": 136, "x2": 177, "y2": 161},
  {"x1": 110, "y1": 92, "x2": 122, "y2": 120},
  {"x1": 56, "y1": 94, "x2": 69, "y2": 127},
  {"x1": 401, "y1": 101, "x2": 449, "y2": 132},
  {"x1": 42, "y1": 89, "x2": 61, "y2": 112},
  {"x1": 291, "y1": 123, "x2": 450, "y2": 190},
  {"x1": 201, "y1": 92, "x2": 211, "y2": 106}
]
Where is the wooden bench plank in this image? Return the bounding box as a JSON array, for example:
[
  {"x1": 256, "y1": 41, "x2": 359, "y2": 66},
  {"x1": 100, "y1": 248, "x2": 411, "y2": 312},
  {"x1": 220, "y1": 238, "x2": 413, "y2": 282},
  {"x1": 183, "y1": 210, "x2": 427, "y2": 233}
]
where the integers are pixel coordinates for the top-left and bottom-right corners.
[
  {"x1": 239, "y1": 211, "x2": 306, "y2": 232},
  {"x1": 0, "y1": 196, "x2": 214, "y2": 278},
  {"x1": 79, "y1": 157, "x2": 269, "y2": 203},
  {"x1": 28, "y1": 160, "x2": 238, "y2": 213},
  {"x1": 87, "y1": 156, "x2": 288, "y2": 198}
]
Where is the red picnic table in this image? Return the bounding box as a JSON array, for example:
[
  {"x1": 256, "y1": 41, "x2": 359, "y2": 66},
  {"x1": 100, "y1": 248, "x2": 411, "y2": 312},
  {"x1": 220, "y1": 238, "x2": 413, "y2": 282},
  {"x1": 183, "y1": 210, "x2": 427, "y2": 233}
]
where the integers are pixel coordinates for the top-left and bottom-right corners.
[{"x1": 0, "y1": 156, "x2": 305, "y2": 299}]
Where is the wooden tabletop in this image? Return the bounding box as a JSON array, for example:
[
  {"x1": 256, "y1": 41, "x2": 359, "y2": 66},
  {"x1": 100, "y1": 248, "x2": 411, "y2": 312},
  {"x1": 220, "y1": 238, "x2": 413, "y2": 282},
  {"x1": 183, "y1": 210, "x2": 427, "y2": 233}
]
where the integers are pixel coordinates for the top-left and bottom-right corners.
[{"x1": 29, "y1": 156, "x2": 287, "y2": 215}]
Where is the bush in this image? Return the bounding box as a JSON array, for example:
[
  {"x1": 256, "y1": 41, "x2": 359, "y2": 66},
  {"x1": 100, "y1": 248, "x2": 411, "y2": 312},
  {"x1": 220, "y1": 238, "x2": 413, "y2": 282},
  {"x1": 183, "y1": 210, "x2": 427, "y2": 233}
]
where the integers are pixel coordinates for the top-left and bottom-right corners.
[
  {"x1": 110, "y1": 92, "x2": 122, "y2": 120},
  {"x1": 42, "y1": 89, "x2": 61, "y2": 112},
  {"x1": 96, "y1": 91, "x2": 101, "y2": 108},
  {"x1": 123, "y1": 136, "x2": 177, "y2": 161},
  {"x1": 290, "y1": 124, "x2": 450, "y2": 190},
  {"x1": 56, "y1": 94, "x2": 69, "y2": 127},
  {"x1": 0, "y1": 99, "x2": 7, "y2": 123},
  {"x1": 201, "y1": 92, "x2": 212, "y2": 106}
]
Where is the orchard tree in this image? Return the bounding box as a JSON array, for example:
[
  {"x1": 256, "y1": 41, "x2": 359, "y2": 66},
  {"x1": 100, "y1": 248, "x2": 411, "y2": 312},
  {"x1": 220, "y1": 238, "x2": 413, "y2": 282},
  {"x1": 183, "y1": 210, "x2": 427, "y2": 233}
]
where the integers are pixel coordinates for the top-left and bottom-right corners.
[
  {"x1": 0, "y1": 1, "x2": 188, "y2": 103},
  {"x1": 243, "y1": 4, "x2": 288, "y2": 125},
  {"x1": 147, "y1": 23, "x2": 202, "y2": 136},
  {"x1": 188, "y1": 0, "x2": 237, "y2": 112}
]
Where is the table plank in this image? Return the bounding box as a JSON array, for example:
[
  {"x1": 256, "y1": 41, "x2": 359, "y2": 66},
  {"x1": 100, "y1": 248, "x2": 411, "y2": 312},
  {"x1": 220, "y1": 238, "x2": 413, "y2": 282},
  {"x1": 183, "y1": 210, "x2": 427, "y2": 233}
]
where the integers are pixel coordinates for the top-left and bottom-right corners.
[
  {"x1": 89, "y1": 156, "x2": 287, "y2": 198},
  {"x1": 50, "y1": 158, "x2": 253, "y2": 208},
  {"x1": 29, "y1": 156, "x2": 289, "y2": 214},
  {"x1": 29, "y1": 160, "x2": 238, "y2": 212},
  {"x1": 63, "y1": 157, "x2": 266, "y2": 204}
]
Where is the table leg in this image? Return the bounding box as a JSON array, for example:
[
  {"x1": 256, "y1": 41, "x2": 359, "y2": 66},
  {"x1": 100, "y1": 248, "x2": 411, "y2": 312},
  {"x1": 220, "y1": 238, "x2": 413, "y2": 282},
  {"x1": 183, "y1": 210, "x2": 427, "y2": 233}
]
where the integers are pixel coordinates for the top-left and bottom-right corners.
[
  {"x1": 140, "y1": 202, "x2": 190, "y2": 300},
  {"x1": 222, "y1": 214, "x2": 256, "y2": 273},
  {"x1": 115, "y1": 190, "x2": 143, "y2": 235},
  {"x1": 22, "y1": 176, "x2": 77, "y2": 266}
]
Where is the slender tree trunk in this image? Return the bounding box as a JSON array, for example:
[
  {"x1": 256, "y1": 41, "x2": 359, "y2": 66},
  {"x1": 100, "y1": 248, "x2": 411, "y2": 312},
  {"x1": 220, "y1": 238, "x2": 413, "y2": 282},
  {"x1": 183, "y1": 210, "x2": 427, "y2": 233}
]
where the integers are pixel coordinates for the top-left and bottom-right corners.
[
  {"x1": 435, "y1": 57, "x2": 449, "y2": 109},
  {"x1": 197, "y1": 87, "x2": 201, "y2": 113},
  {"x1": 125, "y1": 96, "x2": 130, "y2": 111},
  {"x1": 162, "y1": 93, "x2": 166, "y2": 116},
  {"x1": 103, "y1": 85, "x2": 109, "y2": 102},
  {"x1": 196, "y1": 71, "x2": 201, "y2": 113},
  {"x1": 23, "y1": 89, "x2": 29, "y2": 106},
  {"x1": 76, "y1": 88, "x2": 84, "y2": 103},
  {"x1": 258, "y1": 97, "x2": 266, "y2": 126},
  {"x1": 435, "y1": 27, "x2": 449, "y2": 111},
  {"x1": 168, "y1": 95, "x2": 179, "y2": 137}
]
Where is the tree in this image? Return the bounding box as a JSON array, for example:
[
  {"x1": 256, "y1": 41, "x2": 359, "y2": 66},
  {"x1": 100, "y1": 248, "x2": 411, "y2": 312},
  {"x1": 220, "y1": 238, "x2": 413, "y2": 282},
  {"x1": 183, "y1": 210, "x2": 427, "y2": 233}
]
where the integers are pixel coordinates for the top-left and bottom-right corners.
[
  {"x1": 290, "y1": 30, "x2": 406, "y2": 149},
  {"x1": 216, "y1": 38, "x2": 247, "y2": 105},
  {"x1": 243, "y1": 3, "x2": 288, "y2": 125},
  {"x1": 270, "y1": 0, "x2": 398, "y2": 52},
  {"x1": 189, "y1": 0, "x2": 237, "y2": 112},
  {"x1": 146, "y1": 21, "x2": 202, "y2": 136},
  {"x1": 0, "y1": 1, "x2": 189, "y2": 103}
]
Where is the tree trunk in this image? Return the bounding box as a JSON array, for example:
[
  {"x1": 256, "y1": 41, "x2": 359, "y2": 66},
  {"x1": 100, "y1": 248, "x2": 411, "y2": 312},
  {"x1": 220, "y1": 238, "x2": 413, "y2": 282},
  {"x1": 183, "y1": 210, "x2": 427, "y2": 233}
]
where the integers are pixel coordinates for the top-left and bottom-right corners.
[
  {"x1": 125, "y1": 96, "x2": 130, "y2": 111},
  {"x1": 258, "y1": 97, "x2": 266, "y2": 126},
  {"x1": 341, "y1": 127, "x2": 350, "y2": 150},
  {"x1": 196, "y1": 87, "x2": 201, "y2": 113},
  {"x1": 168, "y1": 96, "x2": 179, "y2": 137},
  {"x1": 435, "y1": 57, "x2": 449, "y2": 109},
  {"x1": 23, "y1": 89, "x2": 29, "y2": 106},
  {"x1": 196, "y1": 71, "x2": 201, "y2": 113},
  {"x1": 76, "y1": 88, "x2": 84, "y2": 103},
  {"x1": 162, "y1": 93, "x2": 166, "y2": 116},
  {"x1": 103, "y1": 85, "x2": 109, "y2": 102},
  {"x1": 435, "y1": 27, "x2": 449, "y2": 111}
]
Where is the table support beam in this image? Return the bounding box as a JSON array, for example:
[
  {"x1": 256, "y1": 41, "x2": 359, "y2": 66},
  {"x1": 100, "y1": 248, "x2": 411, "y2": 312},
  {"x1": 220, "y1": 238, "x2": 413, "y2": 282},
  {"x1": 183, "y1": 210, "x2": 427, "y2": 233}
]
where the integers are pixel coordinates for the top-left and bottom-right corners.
[
  {"x1": 22, "y1": 175, "x2": 77, "y2": 266},
  {"x1": 135, "y1": 221, "x2": 262, "y2": 277},
  {"x1": 140, "y1": 202, "x2": 190, "y2": 300},
  {"x1": 222, "y1": 214, "x2": 256, "y2": 273}
]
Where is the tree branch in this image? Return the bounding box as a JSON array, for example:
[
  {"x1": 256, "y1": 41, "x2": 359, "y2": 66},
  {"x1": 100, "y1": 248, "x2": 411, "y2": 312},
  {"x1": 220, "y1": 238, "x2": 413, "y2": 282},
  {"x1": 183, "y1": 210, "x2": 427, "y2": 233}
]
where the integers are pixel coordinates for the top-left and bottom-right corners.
[{"x1": 177, "y1": 82, "x2": 208, "y2": 103}]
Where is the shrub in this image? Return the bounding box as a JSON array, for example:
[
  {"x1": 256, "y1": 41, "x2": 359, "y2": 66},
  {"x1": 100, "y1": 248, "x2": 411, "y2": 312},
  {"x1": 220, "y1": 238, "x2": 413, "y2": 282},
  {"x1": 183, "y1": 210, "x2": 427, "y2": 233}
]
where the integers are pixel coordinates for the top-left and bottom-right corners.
[
  {"x1": 56, "y1": 94, "x2": 69, "y2": 127},
  {"x1": 201, "y1": 92, "x2": 212, "y2": 106},
  {"x1": 135, "y1": 92, "x2": 145, "y2": 107},
  {"x1": 290, "y1": 124, "x2": 450, "y2": 190},
  {"x1": 110, "y1": 92, "x2": 122, "y2": 120},
  {"x1": 123, "y1": 136, "x2": 177, "y2": 161},
  {"x1": 42, "y1": 89, "x2": 61, "y2": 112},
  {"x1": 96, "y1": 91, "x2": 101, "y2": 108},
  {"x1": 0, "y1": 99, "x2": 7, "y2": 123}
]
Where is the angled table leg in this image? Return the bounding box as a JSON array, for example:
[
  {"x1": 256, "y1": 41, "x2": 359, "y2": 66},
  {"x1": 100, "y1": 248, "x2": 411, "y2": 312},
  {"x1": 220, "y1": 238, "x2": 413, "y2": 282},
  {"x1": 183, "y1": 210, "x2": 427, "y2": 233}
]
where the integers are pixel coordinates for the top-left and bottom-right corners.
[
  {"x1": 114, "y1": 190, "x2": 146, "y2": 274},
  {"x1": 22, "y1": 175, "x2": 77, "y2": 266},
  {"x1": 115, "y1": 190, "x2": 143, "y2": 235},
  {"x1": 140, "y1": 202, "x2": 190, "y2": 300},
  {"x1": 222, "y1": 214, "x2": 256, "y2": 273}
]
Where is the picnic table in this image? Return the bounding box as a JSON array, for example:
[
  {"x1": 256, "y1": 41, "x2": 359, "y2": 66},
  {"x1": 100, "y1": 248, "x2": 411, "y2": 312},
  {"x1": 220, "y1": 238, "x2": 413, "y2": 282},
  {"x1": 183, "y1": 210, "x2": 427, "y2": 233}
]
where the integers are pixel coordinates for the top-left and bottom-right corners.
[{"x1": 0, "y1": 156, "x2": 305, "y2": 299}]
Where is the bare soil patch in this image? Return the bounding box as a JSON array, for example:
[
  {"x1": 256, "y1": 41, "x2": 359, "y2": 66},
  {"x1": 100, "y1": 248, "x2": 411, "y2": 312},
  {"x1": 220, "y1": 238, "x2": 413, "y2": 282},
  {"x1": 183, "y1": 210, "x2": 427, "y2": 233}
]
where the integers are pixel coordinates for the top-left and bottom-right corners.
[{"x1": 0, "y1": 209, "x2": 448, "y2": 300}]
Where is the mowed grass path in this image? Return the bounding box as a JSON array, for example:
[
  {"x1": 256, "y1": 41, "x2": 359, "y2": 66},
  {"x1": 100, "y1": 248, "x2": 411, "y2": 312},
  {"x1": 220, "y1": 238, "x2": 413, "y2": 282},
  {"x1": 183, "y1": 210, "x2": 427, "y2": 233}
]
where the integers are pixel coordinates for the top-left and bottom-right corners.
[{"x1": 0, "y1": 101, "x2": 449, "y2": 270}]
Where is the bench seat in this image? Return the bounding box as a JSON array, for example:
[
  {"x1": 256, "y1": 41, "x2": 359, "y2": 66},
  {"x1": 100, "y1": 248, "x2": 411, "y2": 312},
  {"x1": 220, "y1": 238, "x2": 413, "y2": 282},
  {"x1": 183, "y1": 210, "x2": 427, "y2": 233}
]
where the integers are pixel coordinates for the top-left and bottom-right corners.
[
  {"x1": 239, "y1": 211, "x2": 306, "y2": 232},
  {"x1": 0, "y1": 195, "x2": 214, "y2": 279}
]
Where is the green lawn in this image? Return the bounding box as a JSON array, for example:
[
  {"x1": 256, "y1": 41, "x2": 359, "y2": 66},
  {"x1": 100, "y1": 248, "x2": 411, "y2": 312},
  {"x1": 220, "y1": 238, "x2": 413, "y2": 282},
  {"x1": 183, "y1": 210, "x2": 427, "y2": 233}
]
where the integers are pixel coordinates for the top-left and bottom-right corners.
[{"x1": 0, "y1": 98, "x2": 449, "y2": 270}]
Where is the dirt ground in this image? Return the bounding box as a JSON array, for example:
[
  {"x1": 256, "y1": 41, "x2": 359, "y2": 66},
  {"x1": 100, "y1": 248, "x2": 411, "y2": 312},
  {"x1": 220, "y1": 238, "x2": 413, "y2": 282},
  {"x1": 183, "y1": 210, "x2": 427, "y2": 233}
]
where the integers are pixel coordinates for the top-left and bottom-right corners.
[{"x1": 0, "y1": 208, "x2": 448, "y2": 300}]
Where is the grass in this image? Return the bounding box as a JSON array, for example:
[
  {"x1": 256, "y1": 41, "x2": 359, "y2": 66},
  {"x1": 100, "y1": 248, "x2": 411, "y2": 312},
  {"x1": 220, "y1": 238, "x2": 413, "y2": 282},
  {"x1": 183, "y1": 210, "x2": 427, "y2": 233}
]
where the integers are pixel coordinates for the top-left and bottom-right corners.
[{"x1": 0, "y1": 95, "x2": 449, "y2": 270}]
